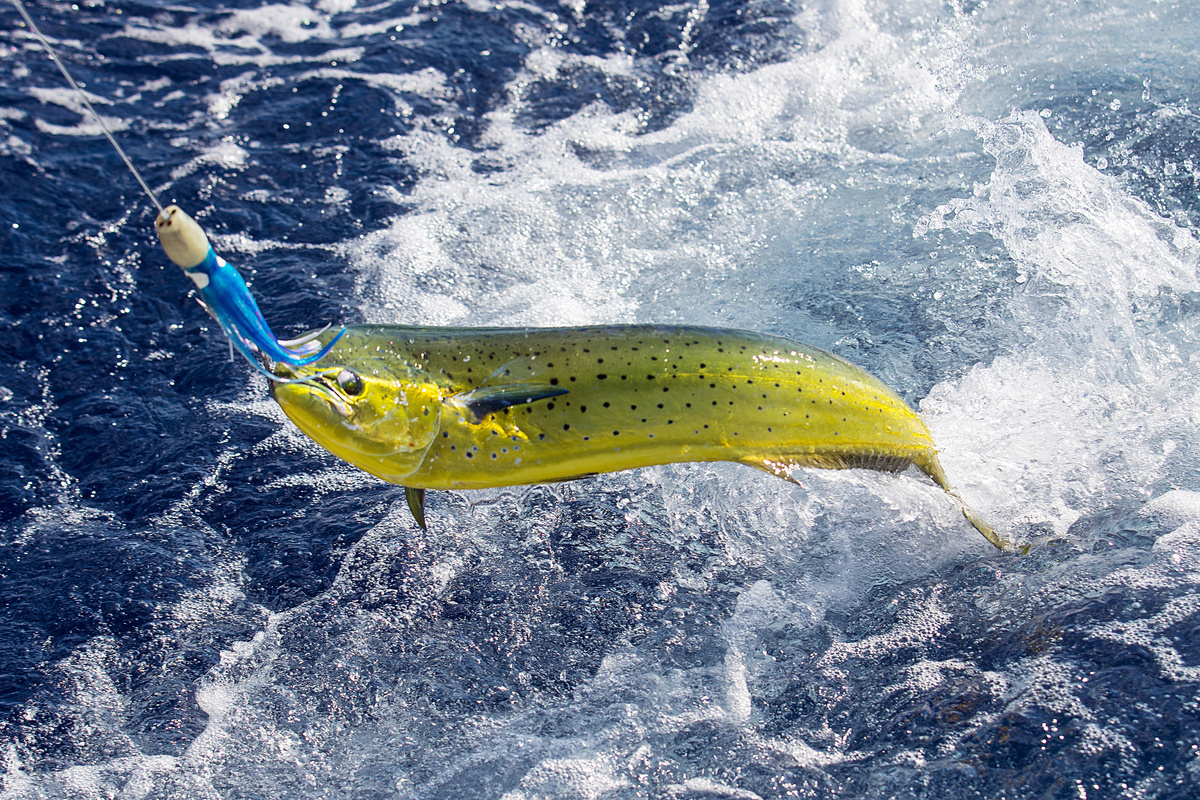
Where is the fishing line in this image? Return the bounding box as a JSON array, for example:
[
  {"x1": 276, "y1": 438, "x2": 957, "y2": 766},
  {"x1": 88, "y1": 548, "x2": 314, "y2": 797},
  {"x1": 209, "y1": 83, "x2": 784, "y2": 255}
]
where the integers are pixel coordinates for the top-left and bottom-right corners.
[{"x1": 11, "y1": 0, "x2": 165, "y2": 215}]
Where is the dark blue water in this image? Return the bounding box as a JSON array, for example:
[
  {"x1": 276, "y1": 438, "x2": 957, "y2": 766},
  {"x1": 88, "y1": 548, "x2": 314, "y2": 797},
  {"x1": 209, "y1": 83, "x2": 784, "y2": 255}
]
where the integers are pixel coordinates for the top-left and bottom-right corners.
[{"x1": 3, "y1": 0, "x2": 1200, "y2": 797}]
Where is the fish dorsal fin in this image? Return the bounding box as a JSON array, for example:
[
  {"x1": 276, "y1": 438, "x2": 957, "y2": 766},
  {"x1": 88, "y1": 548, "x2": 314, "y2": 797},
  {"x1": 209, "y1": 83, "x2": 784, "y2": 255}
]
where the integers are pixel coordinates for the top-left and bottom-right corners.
[{"x1": 447, "y1": 384, "x2": 568, "y2": 424}]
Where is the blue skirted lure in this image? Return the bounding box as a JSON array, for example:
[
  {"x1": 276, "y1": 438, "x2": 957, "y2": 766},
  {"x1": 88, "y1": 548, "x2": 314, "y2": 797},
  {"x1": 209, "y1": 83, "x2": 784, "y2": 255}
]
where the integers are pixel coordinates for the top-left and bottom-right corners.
[
  {"x1": 155, "y1": 205, "x2": 344, "y2": 380},
  {"x1": 11, "y1": 2, "x2": 340, "y2": 382}
]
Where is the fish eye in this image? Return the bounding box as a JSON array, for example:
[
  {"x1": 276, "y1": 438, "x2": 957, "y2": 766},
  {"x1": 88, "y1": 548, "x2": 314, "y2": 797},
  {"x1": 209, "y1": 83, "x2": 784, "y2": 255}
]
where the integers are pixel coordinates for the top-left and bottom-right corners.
[{"x1": 336, "y1": 369, "x2": 364, "y2": 396}]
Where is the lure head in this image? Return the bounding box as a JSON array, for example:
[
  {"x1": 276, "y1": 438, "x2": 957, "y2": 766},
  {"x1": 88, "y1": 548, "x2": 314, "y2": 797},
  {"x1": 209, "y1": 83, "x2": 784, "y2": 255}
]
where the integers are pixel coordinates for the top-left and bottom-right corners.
[
  {"x1": 270, "y1": 331, "x2": 442, "y2": 484},
  {"x1": 155, "y1": 205, "x2": 212, "y2": 281}
]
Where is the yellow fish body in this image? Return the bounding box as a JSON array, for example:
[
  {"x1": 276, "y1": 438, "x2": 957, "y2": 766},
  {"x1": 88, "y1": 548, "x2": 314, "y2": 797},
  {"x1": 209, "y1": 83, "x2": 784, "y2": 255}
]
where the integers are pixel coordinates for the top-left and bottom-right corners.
[{"x1": 271, "y1": 324, "x2": 1003, "y2": 548}]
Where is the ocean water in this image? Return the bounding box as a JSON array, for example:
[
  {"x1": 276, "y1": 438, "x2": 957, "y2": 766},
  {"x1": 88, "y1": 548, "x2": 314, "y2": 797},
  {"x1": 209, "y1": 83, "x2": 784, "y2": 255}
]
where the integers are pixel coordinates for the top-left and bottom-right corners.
[{"x1": 3, "y1": 0, "x2": 1200, "y2": 797}]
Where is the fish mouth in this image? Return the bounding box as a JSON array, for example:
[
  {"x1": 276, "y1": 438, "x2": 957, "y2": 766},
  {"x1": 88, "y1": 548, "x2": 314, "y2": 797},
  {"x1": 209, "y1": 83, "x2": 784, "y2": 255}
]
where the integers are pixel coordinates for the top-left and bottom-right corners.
[
  {"x1": 267, "y1": 361, "x2": 355, "y2": 419},
  {"x1": 263, "y1": 355, "x2": 295, "y2": 399}
]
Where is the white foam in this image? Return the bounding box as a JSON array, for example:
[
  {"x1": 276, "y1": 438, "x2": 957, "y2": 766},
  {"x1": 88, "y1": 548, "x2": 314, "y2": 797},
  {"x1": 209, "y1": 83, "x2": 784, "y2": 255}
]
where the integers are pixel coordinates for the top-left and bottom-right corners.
[
  {"x1": 919, "y1": 111, "x2": 1200, "y2": 540},
  {"x1": 1141, "y1": 490, "x2": 1200, "y2": 530}
]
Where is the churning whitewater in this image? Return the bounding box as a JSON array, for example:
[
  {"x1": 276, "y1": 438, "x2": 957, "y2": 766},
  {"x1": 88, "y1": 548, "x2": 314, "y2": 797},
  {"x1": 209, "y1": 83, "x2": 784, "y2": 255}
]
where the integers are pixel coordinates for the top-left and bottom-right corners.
[{"x1": 3, "y1": 0, "x2": 1200, "y2": 798}]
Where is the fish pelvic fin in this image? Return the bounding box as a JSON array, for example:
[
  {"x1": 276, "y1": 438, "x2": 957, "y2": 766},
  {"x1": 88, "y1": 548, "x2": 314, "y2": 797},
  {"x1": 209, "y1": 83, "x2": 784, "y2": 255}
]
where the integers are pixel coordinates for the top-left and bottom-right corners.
[
  {"x1": 405, "y1": 487, "x2": 427, "y2": 531},
  {"x1": 448, "y1": 384, "x2": 569, "y2": 424}
]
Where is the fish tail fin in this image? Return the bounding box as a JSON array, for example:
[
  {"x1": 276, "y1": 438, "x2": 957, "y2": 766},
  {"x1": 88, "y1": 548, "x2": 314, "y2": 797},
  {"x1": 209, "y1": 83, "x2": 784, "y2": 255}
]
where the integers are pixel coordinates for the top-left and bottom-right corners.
[{"x1": 916, "y1": 453, "x2": 1014, "y2": 552}]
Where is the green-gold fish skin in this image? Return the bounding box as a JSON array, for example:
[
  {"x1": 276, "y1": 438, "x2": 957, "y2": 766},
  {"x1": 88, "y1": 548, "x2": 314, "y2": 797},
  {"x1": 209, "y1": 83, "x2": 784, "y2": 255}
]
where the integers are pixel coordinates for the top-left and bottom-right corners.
[{"x1": 270, "y1": 324, "x2": 1005, "y2": 549}]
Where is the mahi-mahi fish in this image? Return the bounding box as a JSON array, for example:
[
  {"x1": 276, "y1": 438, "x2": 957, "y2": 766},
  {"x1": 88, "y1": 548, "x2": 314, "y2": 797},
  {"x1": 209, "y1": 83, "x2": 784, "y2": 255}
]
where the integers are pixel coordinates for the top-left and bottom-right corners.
[{"x1": 267, "y1": 325, "x2": 1006, "y2": 549}]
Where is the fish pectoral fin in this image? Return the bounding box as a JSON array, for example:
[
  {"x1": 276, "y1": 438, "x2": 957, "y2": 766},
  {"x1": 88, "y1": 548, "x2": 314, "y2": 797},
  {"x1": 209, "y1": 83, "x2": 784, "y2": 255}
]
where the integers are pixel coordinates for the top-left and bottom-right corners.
[
  {"x1": 447, "y1": 383, "x2": 569, "y2": 423},
  {"x1": 404, "y1": 486, "x2": 427, "y2": 531}
]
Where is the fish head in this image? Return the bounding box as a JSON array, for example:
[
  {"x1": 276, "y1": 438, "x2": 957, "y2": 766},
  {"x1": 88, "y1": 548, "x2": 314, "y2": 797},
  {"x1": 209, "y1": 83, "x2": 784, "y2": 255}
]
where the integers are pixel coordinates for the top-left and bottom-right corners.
[{"x1": 270, "y1": 346, "x2": 441, "y2": 483}]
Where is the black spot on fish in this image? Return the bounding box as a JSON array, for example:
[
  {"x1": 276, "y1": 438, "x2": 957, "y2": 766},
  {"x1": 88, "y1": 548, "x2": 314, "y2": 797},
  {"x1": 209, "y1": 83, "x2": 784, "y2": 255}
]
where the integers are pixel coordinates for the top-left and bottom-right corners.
[
  {"x1": 580, "y1": 405, "x2": 588, "y2": 413},
  {"x1": 597, "y1": 374, "x2": 608, "y2": 380},
  {"x1": 550, "y1": 378, "x2": 559, "y2": 385},
  {"x1": 612, "y1": 431, "x2": 619, "y2": 436},
  {"x1": 466, "y1": 452, "x2": 474, "y2": 458},
  {"x1": 563, "y1": 424, "x2": 570, "y2": 431}
]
